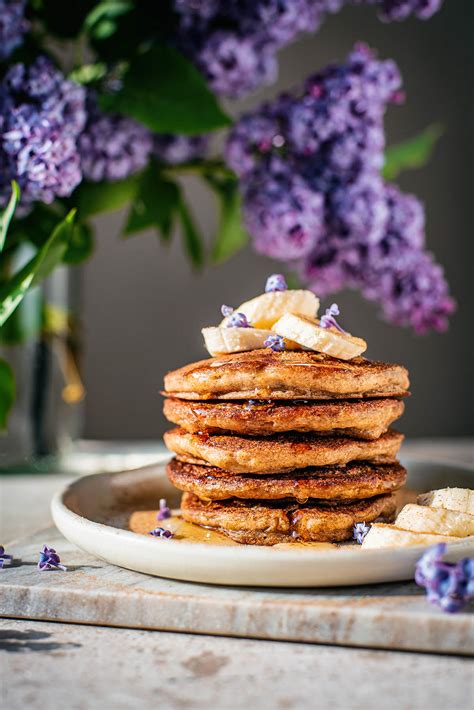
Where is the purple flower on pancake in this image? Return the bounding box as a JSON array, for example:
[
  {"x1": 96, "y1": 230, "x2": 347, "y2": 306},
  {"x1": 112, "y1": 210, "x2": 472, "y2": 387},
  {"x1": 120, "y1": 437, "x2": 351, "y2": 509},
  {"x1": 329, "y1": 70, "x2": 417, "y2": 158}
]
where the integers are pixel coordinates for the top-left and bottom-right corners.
[
  {"x1": 157, "y1": 498, "x2": 171, "y2": 521},
  {"x1": 221, "y1": 304, "x2": 234, "y2": 318},
  {"x1": 320, "y1": 304, "x2": 347, "y2": 334},
  {"x1": 353, "y1": 522, "x2": 370, "y2": 544},
  {"x1": 227, "y1": 312, "x2": 251, "y2": 328},
  {"x1": 264, "y1": 334, "x2": 285, "y2": 352},
  {"x1": 149, "y1": 527, "x2": 174, "y2": 539},
  {"x1": 265, "y1": 274, "x2": 288, "y2": 292},
  {"x1": 38, "y1": 545, "x2": 67, "y2": 571},
  {"x1": 415, "y1": 543, "x2": 474, "y2": 613},
  {"x1": 0, "y1": 545, "x2": 13, "y2": 568}
]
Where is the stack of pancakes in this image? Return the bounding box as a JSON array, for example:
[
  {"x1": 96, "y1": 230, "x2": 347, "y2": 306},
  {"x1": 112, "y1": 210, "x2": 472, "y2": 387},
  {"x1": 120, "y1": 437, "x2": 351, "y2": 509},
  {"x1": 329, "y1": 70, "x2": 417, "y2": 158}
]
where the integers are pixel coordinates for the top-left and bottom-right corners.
[{"x1": 163, "y1": 349, "x2": 409, "y2": 545}]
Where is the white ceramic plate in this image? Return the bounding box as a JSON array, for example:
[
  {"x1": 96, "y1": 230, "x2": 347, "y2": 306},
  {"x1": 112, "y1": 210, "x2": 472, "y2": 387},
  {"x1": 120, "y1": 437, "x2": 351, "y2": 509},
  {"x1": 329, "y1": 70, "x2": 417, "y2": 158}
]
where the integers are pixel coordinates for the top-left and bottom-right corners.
[{"x1": 51, "y1": 457, "x2": 474, "y2": 587}]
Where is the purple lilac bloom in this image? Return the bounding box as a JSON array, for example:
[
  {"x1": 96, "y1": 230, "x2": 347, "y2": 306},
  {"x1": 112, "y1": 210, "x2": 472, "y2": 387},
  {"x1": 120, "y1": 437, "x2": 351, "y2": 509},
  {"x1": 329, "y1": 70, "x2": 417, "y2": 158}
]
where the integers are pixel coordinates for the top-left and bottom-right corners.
[
  {"x1": 227, "y1": 312, "x2": 251, "y2": 328},
  {"x1": 415, "y1": 543, "x2": 474, "y2": 613},
  {"x1": 376, "y1": 0, "x2": 444, "y2": 22},
  {"x1": 0, "y1": 544, "x2": 13, "y2": 568},
  {"x1": 38, "y1": 545, "x2": 67, "y2": 571},
  {"x1": 0, "y1": 57, "x2": 86, "y2": 206},
  {"x1": 149, "y1": 527, "x2": 174, "y2": 539},
  {"x1": 265, "y1": 274, "x2": 288, "y2": 292},
  {"x1": 227, "y1": 45, "x2": 454, "y2": 332},
  {"x1": 221, "y1": 304, "x2": 234, "y2": 318},
  {"x1": 320, "y1": 303, "x2": 347, "y2": 333},
  {"x1": 153, "y1": 133, "x2": 208, "y2": 165},
  {"x1": 353, "y1": 522, "x2": 370, "y2": 544},
  {"x1": 79, "y1": 98, "x2": 152, "y2": 182},
  {"x1": 157, "y1": 498, "x2": 171, "y2": 521},
  {"x1": 0, "y1": 0, "x2": 29, "y2": 60},
  {"x1": 264, "y1": 334, "x2": 285, "y2": 351}
]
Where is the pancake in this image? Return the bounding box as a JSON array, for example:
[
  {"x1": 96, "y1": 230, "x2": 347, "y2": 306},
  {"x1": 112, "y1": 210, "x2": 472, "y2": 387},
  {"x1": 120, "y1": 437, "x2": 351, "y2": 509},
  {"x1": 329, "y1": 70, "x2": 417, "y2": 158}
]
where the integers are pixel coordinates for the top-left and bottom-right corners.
[
  {"x1": 164, "y1": 349, "x2": 409, "y2": 401},
  {"x1": 181, "y1": 492, "x2": 397, "y2": 544},
  {"x1": 167, "y1": 458, "x2": 407, "y2": 501},
  {"x1": 164, "y1": 427, "x2": 404, "y2": 474},
  {"x1": 163, "y1": 397, "x2": 404, "y2": 439}
]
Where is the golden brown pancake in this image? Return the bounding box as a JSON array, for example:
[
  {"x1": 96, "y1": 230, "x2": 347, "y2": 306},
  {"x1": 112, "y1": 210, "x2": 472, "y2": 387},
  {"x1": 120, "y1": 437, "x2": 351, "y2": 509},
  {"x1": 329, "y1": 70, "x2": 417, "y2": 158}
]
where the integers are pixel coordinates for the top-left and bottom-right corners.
[
  {"x1": 164, "y1": 349, "x2": 409, "y2": 401},
  {"x1": 163, "y1": 397, "x2": 404, "y2": 440},
  {"x1": 164, "y1": 427, "x2": 403, "y2": 474},
  {"x1": 181, "y1": 492, "x2": 397, "y2": 544},
  {"x1": 167, "y1": 458, "x2": 407, "y2": 501}
]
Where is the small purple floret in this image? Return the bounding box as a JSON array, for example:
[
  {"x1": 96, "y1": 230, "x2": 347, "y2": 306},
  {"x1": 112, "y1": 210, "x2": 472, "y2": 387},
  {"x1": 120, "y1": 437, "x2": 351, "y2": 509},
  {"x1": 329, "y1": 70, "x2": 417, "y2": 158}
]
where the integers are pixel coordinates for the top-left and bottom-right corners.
[
  {"x1": 0, "y1": 545, "x2": 13, "y2": 568},
  {"x1": 157, "y1": 498, "x2": 171, "y2": 521},
  {"x1": 320, "y1": 304, "x2": 347, "y2": 334},
  {"x1": 265, "y1": 274, "x2": 288, "y2": 292},
  {"x1": 353, "y1": 522, "x2": 370, "y2": 544},
  {"x1": 38, "y1": 545, "x2": 67, "y2": 571},
  {"x1": 221, "y1": 304, "x2": 234, "y2": 318},
  {"x1": 149, "y1": 527, "x2": 174, "y2": 539},
  {"x1": 227, "y1": 312, "x2": 251, "y2": 328},
  {"x1": 264, "y1": 334, "x2": 285, "y2": 352},
  {"x1": 415, "y1": 543, "x2": 474, "y2": 613}
]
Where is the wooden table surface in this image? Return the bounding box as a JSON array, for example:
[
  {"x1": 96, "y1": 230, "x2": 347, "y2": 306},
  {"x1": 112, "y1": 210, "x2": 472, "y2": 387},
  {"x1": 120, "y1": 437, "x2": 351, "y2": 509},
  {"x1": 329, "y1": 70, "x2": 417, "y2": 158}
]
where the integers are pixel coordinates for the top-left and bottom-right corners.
[{"x1": 1, "y1": 439, "x2": 473, "y2": 710}]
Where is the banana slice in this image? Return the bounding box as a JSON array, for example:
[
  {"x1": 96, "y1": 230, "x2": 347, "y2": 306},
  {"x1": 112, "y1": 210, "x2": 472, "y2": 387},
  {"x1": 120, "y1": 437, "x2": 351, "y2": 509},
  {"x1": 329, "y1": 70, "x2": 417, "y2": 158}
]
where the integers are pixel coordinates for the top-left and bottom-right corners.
[
  {"x1": 417, "y1": 488, "x2": 474, "y2": 515},
  {"x1": 273, "y1": 313, "x2": 367, "y2": 360},
  {"x1": 202, "y1": 327, "x2": 272, "y2": 356},
  {"x1": 395, "y1": 504, "x2": 474, "y2": 537},
  {"x1": 221, "y1": 290, "x2": 319, "y2": 330},
  {"x1": 361, "y1": 524, "x2": 463, "y2": 549}
]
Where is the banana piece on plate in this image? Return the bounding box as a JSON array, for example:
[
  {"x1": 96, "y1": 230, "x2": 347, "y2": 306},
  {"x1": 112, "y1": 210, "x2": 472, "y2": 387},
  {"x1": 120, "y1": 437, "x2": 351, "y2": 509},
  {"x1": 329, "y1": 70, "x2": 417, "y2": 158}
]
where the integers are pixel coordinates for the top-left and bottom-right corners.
[
  {"x1": 361, "y1": 524, "x2": 464, "y2": 549},
  {"x1": 273, "y1": 313, "x2": 367, "y2": 360},
  {"x1": 220, "y1": 290, "x2": 319, "y2": 330},
  {"x1": 202, "y1": 327, "x2": 273, "y2": 356},
  {"x1": 395, "y1": 503, "x2": 474, "y2": 537},
  {"x1": 417, "y1": 488, "x2": 474, "y2": 515}
]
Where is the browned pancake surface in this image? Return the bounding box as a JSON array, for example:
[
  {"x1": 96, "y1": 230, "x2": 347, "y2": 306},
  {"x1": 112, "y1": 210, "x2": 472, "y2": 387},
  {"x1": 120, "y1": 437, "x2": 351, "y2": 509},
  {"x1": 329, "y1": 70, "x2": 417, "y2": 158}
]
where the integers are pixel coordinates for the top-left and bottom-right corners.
[
  {"x1": 181, "y1": 492, "x2": 396, "y2": 544},
  {"x1": 164, "y1": 349, "x2": 409, "y2": 400},
  {"x1": 167, "y1": 458, "x2": 407, "y2": 501},
  {"x1": 164, "y1": 427, "x2": 403, "y2": 474},
  {"x1": 164, "y1": 397, "x2": 404, "y2": 439}
]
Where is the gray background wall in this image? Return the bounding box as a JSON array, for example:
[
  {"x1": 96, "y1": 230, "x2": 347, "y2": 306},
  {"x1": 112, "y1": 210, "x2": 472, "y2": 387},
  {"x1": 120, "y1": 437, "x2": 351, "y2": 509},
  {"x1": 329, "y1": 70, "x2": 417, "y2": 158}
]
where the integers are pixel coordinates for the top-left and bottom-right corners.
[{"x1": 82, "y1": 1, "x2": 473, "y2": 441}]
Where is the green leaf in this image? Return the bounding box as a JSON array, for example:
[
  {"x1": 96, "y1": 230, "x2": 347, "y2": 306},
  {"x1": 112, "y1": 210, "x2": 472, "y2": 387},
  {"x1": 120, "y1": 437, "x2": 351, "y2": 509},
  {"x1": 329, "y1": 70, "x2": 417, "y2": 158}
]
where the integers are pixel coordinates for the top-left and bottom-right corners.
[
  {"x1": 209, "y1": 179, "x2": 248, "y2": 264},
  {"x1": 69, "y1": 62, "x2": 108, "y2": 86},
  {"x1": 0, "y1": 210, "x2": 75, "y2": 328},
  {"x1": 0, "y1": 358, "x2": 15, "y2": 431},
  {"x1": 0, "y1": 289, "x2": 42, "y2": 345},
  {"x1": 0, "y1": 181, "x2": 20, "y2": 252},
  {"x1": 74, "y1": 175, "x2": 140, "y2": 219},
  {"x1": 124, "y1": 165, "x2": 179, "y2": 240},
  {"x1": 383, "y1": 124, "x2": 443, "y2": 181},
  {"x1": 63, "y1": 222, "x2": 95, "y2": 264},
  {"x1": 99, "y1": 44, "x2": 231, "y2": 135},
  {"x1": 84, "y1": 1, "x2": 133, "y2": 39},
  {"x1": 177, "y1": 198, "x2": 204, "y2": 268}
]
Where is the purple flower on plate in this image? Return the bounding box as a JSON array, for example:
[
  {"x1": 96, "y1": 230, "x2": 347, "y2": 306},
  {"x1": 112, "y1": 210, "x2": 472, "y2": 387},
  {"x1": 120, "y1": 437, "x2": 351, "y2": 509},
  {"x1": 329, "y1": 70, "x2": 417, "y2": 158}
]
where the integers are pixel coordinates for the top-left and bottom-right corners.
[
  {"x1": 353, "y1": 522, "x2": 370, "y2": 544},
  {"x1": 227, "y1": 312, "x2": 251, "y2": 328},
  {"x1": 320, "y1": 304, "x2": 347, "y2": 334},
  {"x1": 415, "y1": 543, "x2": 474, "y2": 613},
  {"x1": 264, "y1": 334, "x2": 285, "y2": 352},
  {"x1": 157, "y1": 498, "x2": 171, "y2": 521},
  {"x1": 38, "y1": 545, "x2": 67, "y2": 571},
  {"x1": 0, "y1": 545, "x2": 13, "y2": 568},
  {"x1": 149, "y1": 527, "x2": 174, "y2": 539},
  {"x1": 265, "y1": 274, "x2": 288, "y2": 292}
]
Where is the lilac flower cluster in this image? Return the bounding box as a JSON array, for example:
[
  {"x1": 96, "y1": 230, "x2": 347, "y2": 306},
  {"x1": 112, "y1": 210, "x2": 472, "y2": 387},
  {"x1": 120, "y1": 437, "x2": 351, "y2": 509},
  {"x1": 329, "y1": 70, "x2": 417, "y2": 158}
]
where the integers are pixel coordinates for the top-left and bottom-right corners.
[
  {"x1": 0, "y1": 56, "x2": 86, "y2": 207},
  {"x1": 173, "y1": 1, "x2": 443, "y2": 98},
  {"x1": 415, "y1": 543, "x2": 474, "y2": 613},
  {"x1": 226, "y1": 45, "x2": 454, "y2": 332},
  {"x1": 0, "y1": 0, "x2": 29, "y2": 60}
]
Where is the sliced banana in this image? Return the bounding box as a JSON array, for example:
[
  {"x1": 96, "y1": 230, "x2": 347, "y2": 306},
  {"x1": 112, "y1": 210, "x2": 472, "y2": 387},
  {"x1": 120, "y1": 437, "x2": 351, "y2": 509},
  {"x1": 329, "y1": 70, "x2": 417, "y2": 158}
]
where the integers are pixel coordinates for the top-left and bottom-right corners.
[
  {"x1": 221, "y1": 290, "x2": 319, "y2": 330},
  {"x1": 361, "y1": 524, "x2": 463, "y2": 549},
  {"x1": 395, "y1": 503, "x2": 474, "y2": 537},
  {"x1": 273, "y1": 313, "x2": 367, "y2": 360},
  {"x1": 202, "y1": 327, "x2": 272, "y2": 356},
  {"x1": 417, "y1": 488, "x2": 474, "y2": 515}
]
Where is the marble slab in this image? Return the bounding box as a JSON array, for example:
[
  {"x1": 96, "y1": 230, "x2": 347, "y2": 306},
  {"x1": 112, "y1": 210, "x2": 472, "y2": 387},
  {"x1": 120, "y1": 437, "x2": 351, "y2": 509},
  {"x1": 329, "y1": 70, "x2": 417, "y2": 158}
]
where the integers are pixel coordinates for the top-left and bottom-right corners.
[{"x1": 0, "y1": 527, "x2": 472, "y2": 655}]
